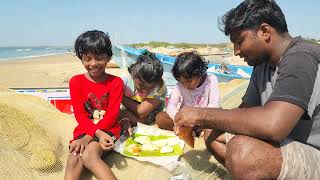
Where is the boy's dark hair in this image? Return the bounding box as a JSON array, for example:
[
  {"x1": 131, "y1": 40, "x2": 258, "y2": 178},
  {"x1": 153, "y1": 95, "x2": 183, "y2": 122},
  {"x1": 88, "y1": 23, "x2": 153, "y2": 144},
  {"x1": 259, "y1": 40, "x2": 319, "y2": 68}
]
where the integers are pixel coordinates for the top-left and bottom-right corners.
[
  {"x1": 219, "y1": 0, "x2": 288, "y2": 36},
  {"x1": 74, "y1": 30, "x2": 113, "y2": 59},
  {"x1": 172, "y1": 51, "x2": 208, "y2": 81},
  {"x1": 128, "y1": 50, "x2": 164, "y2": 85}
]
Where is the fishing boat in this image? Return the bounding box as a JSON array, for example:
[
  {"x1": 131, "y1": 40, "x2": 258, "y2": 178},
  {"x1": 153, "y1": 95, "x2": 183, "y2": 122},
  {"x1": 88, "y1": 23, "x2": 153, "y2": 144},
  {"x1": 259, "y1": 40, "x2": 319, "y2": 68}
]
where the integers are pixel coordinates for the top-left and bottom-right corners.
[
  {"x1": 13, "y1": 87, "x2": 73, "y2": 114},
  {"x1": 114, "y1": 45, "x2": 253, "y2": 81},
  {"x1": 12, "y1": 87, "x2": 173, "y2": 115}
]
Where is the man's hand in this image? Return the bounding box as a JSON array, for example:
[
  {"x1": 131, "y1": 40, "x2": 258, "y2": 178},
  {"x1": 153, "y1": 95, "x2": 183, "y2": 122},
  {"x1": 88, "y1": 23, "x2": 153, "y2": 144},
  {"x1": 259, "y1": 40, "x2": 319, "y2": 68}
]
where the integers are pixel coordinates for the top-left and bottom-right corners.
[
  {"x1": 69, "y1": 135, "x2": 93, "y2": 156},
  {"x1": 174, "y1": 106, "x2": 204, "y2": 128},
  {"x1": 95, "y1": 130, "x2": 114, "y2": 151}
]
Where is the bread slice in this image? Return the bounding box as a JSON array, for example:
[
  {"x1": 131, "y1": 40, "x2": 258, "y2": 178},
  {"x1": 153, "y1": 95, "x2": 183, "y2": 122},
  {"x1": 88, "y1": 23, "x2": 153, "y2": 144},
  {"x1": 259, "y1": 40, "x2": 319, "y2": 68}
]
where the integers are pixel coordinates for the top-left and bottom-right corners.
[{"x1": 178, "y1": 127, "x2": 194, "y2": 148}]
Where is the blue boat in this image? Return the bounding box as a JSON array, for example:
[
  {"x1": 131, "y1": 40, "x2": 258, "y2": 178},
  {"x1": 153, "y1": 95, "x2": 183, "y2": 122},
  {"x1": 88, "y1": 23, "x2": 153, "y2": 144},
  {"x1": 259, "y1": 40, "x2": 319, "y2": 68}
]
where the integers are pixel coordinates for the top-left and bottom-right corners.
[{"x1": 114, "y1": 45, "x2": 252, "y2": 81}]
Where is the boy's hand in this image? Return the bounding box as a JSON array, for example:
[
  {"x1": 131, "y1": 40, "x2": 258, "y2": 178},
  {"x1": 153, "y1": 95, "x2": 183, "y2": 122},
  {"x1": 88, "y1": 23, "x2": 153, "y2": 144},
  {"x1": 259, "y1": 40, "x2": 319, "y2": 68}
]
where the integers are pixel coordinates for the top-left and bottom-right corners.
[
  {"x1": 69, "y1": 135, "x2": 93, "y2": 156},
  {"x1": 95, "y1": 130, "x2": 114, "y2": 151}
]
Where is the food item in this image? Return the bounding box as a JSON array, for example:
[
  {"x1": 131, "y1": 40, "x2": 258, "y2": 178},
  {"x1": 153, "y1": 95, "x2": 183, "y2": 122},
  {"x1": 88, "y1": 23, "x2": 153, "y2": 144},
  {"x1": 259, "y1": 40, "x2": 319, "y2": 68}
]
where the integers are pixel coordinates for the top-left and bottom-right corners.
[
  {"x1": 152, "y1": 139, "x2": 168, "y2": 147},
  {"x1": 125, "y1": 135, "x2": 182, "y2": 156},
  {"x1": 178, "y1": 127, "x2": 194, "y2": 148},
  {"x1": 126, "y1": 144, "x2": 142, "y2": 155},
  {"x1": 160, "y1": 145, "x2": 174, "y2": 153},
  {"x1": 141, "y1": 143, "x2": 158, "y2": 151},
  {"x1": 134, "y1": 136, "x2": 151, "y2": 144},
  {"x1": 166, "y1": 137, "x2": 180, "y2": 146}
]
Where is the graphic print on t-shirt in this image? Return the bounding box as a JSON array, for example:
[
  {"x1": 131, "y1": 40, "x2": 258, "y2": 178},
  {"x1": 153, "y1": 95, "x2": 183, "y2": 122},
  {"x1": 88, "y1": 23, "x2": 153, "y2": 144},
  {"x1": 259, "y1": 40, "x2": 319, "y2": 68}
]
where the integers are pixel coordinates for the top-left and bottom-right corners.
[{"x1": 84, "y1": 92, "x2": 109, "y2": 124}]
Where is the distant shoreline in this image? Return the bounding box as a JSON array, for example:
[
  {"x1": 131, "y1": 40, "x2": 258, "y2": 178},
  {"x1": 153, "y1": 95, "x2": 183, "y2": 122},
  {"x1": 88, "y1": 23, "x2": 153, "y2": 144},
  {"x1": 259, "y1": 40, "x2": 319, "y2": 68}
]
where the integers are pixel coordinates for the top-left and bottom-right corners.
[{"x1": 0, "y1": 52, "x2": 73, "y2": 63}]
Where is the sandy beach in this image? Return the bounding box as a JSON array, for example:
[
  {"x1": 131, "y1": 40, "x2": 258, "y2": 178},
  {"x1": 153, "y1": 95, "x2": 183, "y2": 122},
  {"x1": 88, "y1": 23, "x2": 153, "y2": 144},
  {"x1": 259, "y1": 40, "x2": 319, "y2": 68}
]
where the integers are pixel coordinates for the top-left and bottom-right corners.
[{"x1": 0, "y1": 54, "x2": 126, "y2": 88}]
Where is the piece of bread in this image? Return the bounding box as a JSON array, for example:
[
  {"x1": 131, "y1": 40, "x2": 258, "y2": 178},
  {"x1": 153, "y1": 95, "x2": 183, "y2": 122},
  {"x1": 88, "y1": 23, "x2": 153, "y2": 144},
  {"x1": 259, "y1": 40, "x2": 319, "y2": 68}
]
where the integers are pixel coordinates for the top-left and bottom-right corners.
[{"x1": 178, "y1": 127, "x2": 194, "y2": 148}]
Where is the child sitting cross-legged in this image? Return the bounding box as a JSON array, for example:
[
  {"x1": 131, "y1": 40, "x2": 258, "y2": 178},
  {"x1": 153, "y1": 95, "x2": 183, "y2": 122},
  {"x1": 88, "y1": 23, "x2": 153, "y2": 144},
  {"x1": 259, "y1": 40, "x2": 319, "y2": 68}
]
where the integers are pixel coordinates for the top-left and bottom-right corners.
[{"x1": 156, "y1": 51, "x2": 220, "y2": 135}]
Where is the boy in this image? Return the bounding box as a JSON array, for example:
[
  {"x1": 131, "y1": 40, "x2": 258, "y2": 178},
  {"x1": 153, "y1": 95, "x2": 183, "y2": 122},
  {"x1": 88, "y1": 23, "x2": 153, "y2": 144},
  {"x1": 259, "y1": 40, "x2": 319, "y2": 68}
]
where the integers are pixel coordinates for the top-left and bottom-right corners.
[{"x1": 65, "y1": 30, "x2": 122, "y2": 180}]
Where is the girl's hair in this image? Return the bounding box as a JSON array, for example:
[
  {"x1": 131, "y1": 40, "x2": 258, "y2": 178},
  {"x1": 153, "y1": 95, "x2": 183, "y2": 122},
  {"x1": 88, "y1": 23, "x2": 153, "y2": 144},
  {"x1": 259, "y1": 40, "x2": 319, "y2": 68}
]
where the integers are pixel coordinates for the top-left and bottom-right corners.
[
  {"x1": 172, "y1": 51, "x2": 208, "y2": 80},
  {"x1": 128, "y1": 50, "x2": 164, "y2": 85},
  {"x1": 74, "y1": 30, "x2": 113, "y2": 59}
]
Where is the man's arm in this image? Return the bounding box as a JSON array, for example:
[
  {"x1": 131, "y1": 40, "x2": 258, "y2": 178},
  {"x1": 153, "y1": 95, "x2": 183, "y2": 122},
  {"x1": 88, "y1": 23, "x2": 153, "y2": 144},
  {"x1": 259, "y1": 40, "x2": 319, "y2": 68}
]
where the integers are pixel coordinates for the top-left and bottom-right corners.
[{"x1": 174, "y1": 100, "x2": 304, "y2": 142}]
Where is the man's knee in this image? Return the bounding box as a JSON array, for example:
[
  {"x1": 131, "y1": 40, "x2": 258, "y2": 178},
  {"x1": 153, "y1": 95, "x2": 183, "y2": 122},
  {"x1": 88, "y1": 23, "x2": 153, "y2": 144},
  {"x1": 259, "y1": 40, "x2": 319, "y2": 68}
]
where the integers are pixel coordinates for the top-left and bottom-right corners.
[{"x1": 225, "y1": 135, "x2": 262, "y2": 179}]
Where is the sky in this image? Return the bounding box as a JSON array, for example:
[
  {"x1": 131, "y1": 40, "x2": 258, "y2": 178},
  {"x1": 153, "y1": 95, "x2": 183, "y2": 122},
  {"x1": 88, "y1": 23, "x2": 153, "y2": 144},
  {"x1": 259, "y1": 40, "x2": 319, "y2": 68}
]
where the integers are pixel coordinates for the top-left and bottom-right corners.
[{"x1": 0, "y1": 0, "x2": 319, "y2": 46}]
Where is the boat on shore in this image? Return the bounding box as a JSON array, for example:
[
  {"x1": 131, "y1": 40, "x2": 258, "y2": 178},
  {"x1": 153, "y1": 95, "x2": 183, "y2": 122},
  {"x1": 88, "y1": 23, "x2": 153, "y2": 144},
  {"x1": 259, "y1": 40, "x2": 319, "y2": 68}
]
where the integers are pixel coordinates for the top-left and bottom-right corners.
[
  {"x1": 12, "y1": 87, "x2": 173, "y2": 115},
  {"x1": 114, "y1": 45, "x2": 253, "y2": 81},
  {"x1": 12, "y1": 87, "x2": 73, "y2": 114}
]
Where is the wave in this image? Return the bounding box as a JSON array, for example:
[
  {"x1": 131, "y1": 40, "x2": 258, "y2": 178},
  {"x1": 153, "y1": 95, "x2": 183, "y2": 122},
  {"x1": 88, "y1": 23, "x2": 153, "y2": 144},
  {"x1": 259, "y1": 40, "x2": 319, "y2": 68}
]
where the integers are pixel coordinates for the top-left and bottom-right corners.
[
  {"x1": 0, "y1": 52, "x2": 73, "y2": 62},
  {"x1": 16, "y1": 48, "x2": 32, "y2": 52}
]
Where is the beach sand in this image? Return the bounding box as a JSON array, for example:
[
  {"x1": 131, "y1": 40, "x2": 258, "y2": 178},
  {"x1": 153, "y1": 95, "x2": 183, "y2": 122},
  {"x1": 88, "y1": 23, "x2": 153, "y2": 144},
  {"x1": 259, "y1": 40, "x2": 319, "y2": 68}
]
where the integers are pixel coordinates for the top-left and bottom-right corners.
[{"x1": 0, "y1": 54, "x2": 126, "y2": 88}]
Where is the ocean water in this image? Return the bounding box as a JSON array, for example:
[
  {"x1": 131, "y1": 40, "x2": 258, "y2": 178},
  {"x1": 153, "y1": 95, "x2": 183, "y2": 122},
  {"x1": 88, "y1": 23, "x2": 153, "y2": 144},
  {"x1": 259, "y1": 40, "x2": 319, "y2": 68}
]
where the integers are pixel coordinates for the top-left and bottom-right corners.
[{"x1": 0, "y1": 46, "x2": 73, "y2": 61}]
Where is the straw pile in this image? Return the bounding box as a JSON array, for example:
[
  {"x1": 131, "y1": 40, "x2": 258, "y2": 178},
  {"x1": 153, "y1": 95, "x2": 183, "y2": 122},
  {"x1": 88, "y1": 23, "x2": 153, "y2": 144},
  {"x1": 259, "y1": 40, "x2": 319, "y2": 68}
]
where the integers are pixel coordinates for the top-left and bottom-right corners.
[{"x1": 0, "y1": 87, "x2": 75, "y2": 179}]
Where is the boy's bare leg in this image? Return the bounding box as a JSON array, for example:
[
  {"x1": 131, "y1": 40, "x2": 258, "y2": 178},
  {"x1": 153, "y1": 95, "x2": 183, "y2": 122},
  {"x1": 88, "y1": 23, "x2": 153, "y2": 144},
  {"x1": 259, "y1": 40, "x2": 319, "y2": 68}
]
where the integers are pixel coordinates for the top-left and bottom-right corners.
[
  {"x1": 81, "y1": 141, "x2": 117, "y2": 180},
  {"x1": 203, "y1": 129, "x2": 226, "y2": 166},
  {"x1": 155, "y1": 112, "x2": 174, "y2": 131},
  {"x1": 64, "y1": 154, "x2": 84, "y2": 180},
  {"x1": 226, "y1": 135, "x2": 282, "y2": 179}
]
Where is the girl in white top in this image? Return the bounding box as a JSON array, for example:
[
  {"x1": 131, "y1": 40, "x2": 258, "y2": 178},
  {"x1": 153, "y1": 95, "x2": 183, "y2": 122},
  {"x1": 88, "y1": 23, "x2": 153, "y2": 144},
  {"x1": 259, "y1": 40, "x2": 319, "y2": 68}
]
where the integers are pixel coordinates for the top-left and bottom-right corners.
[{"x1": 156, "y1": 51, "x2": 220, "y2": 131}]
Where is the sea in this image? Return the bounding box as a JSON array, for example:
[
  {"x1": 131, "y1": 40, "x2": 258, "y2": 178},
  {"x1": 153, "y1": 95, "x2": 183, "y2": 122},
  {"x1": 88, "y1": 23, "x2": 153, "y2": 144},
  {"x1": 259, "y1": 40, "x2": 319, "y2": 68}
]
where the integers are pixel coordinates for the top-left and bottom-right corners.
[{"x1": 0, "y1": 46, "x2": 73, "y2": 62}]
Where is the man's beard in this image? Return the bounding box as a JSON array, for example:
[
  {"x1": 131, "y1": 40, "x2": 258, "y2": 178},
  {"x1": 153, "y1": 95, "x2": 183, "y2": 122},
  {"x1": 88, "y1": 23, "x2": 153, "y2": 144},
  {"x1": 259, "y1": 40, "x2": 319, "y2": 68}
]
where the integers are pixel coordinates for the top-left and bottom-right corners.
[{"x1": 247, "y1": 56, "x2": 269, "y2": 66}]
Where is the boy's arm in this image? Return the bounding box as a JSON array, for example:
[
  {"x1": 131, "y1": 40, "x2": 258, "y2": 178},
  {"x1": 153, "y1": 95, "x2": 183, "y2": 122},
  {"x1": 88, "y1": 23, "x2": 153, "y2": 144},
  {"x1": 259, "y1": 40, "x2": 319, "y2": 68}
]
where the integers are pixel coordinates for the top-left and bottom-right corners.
[
  {"x1": 207, "y1": 75, "x2": 220, "y2": 108},
  {"x1": 69, "y1": 77, "x2": 98, "y2": 137},
  {"x1": 166, "y1": 85, "x2": 182, "y2": 119},
  {"x1": 96, "y1": 78, "x2": 124, "y2": 130}
]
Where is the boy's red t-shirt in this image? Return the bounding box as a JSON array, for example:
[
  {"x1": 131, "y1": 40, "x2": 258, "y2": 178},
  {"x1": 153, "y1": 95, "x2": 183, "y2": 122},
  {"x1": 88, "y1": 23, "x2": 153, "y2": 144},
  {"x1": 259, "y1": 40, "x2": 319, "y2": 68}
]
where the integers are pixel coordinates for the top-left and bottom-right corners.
[{"x1": 69, "y1": 74, "x2": 123, "y2": 141}]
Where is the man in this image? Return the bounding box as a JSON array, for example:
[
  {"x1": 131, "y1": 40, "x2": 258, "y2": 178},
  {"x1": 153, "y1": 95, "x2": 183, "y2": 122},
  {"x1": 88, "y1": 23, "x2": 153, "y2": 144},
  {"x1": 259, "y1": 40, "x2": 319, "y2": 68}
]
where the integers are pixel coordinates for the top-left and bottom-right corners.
[{"x1": 174, "y1": 0, "x2": 320, "y2": 179}]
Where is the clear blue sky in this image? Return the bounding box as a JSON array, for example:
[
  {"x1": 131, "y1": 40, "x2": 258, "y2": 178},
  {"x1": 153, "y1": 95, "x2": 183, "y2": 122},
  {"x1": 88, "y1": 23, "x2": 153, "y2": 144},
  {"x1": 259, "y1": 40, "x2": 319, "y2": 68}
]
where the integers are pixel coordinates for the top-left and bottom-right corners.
[{"x1": 0, "y1": 0, "x2": 319, "y2": 46}]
